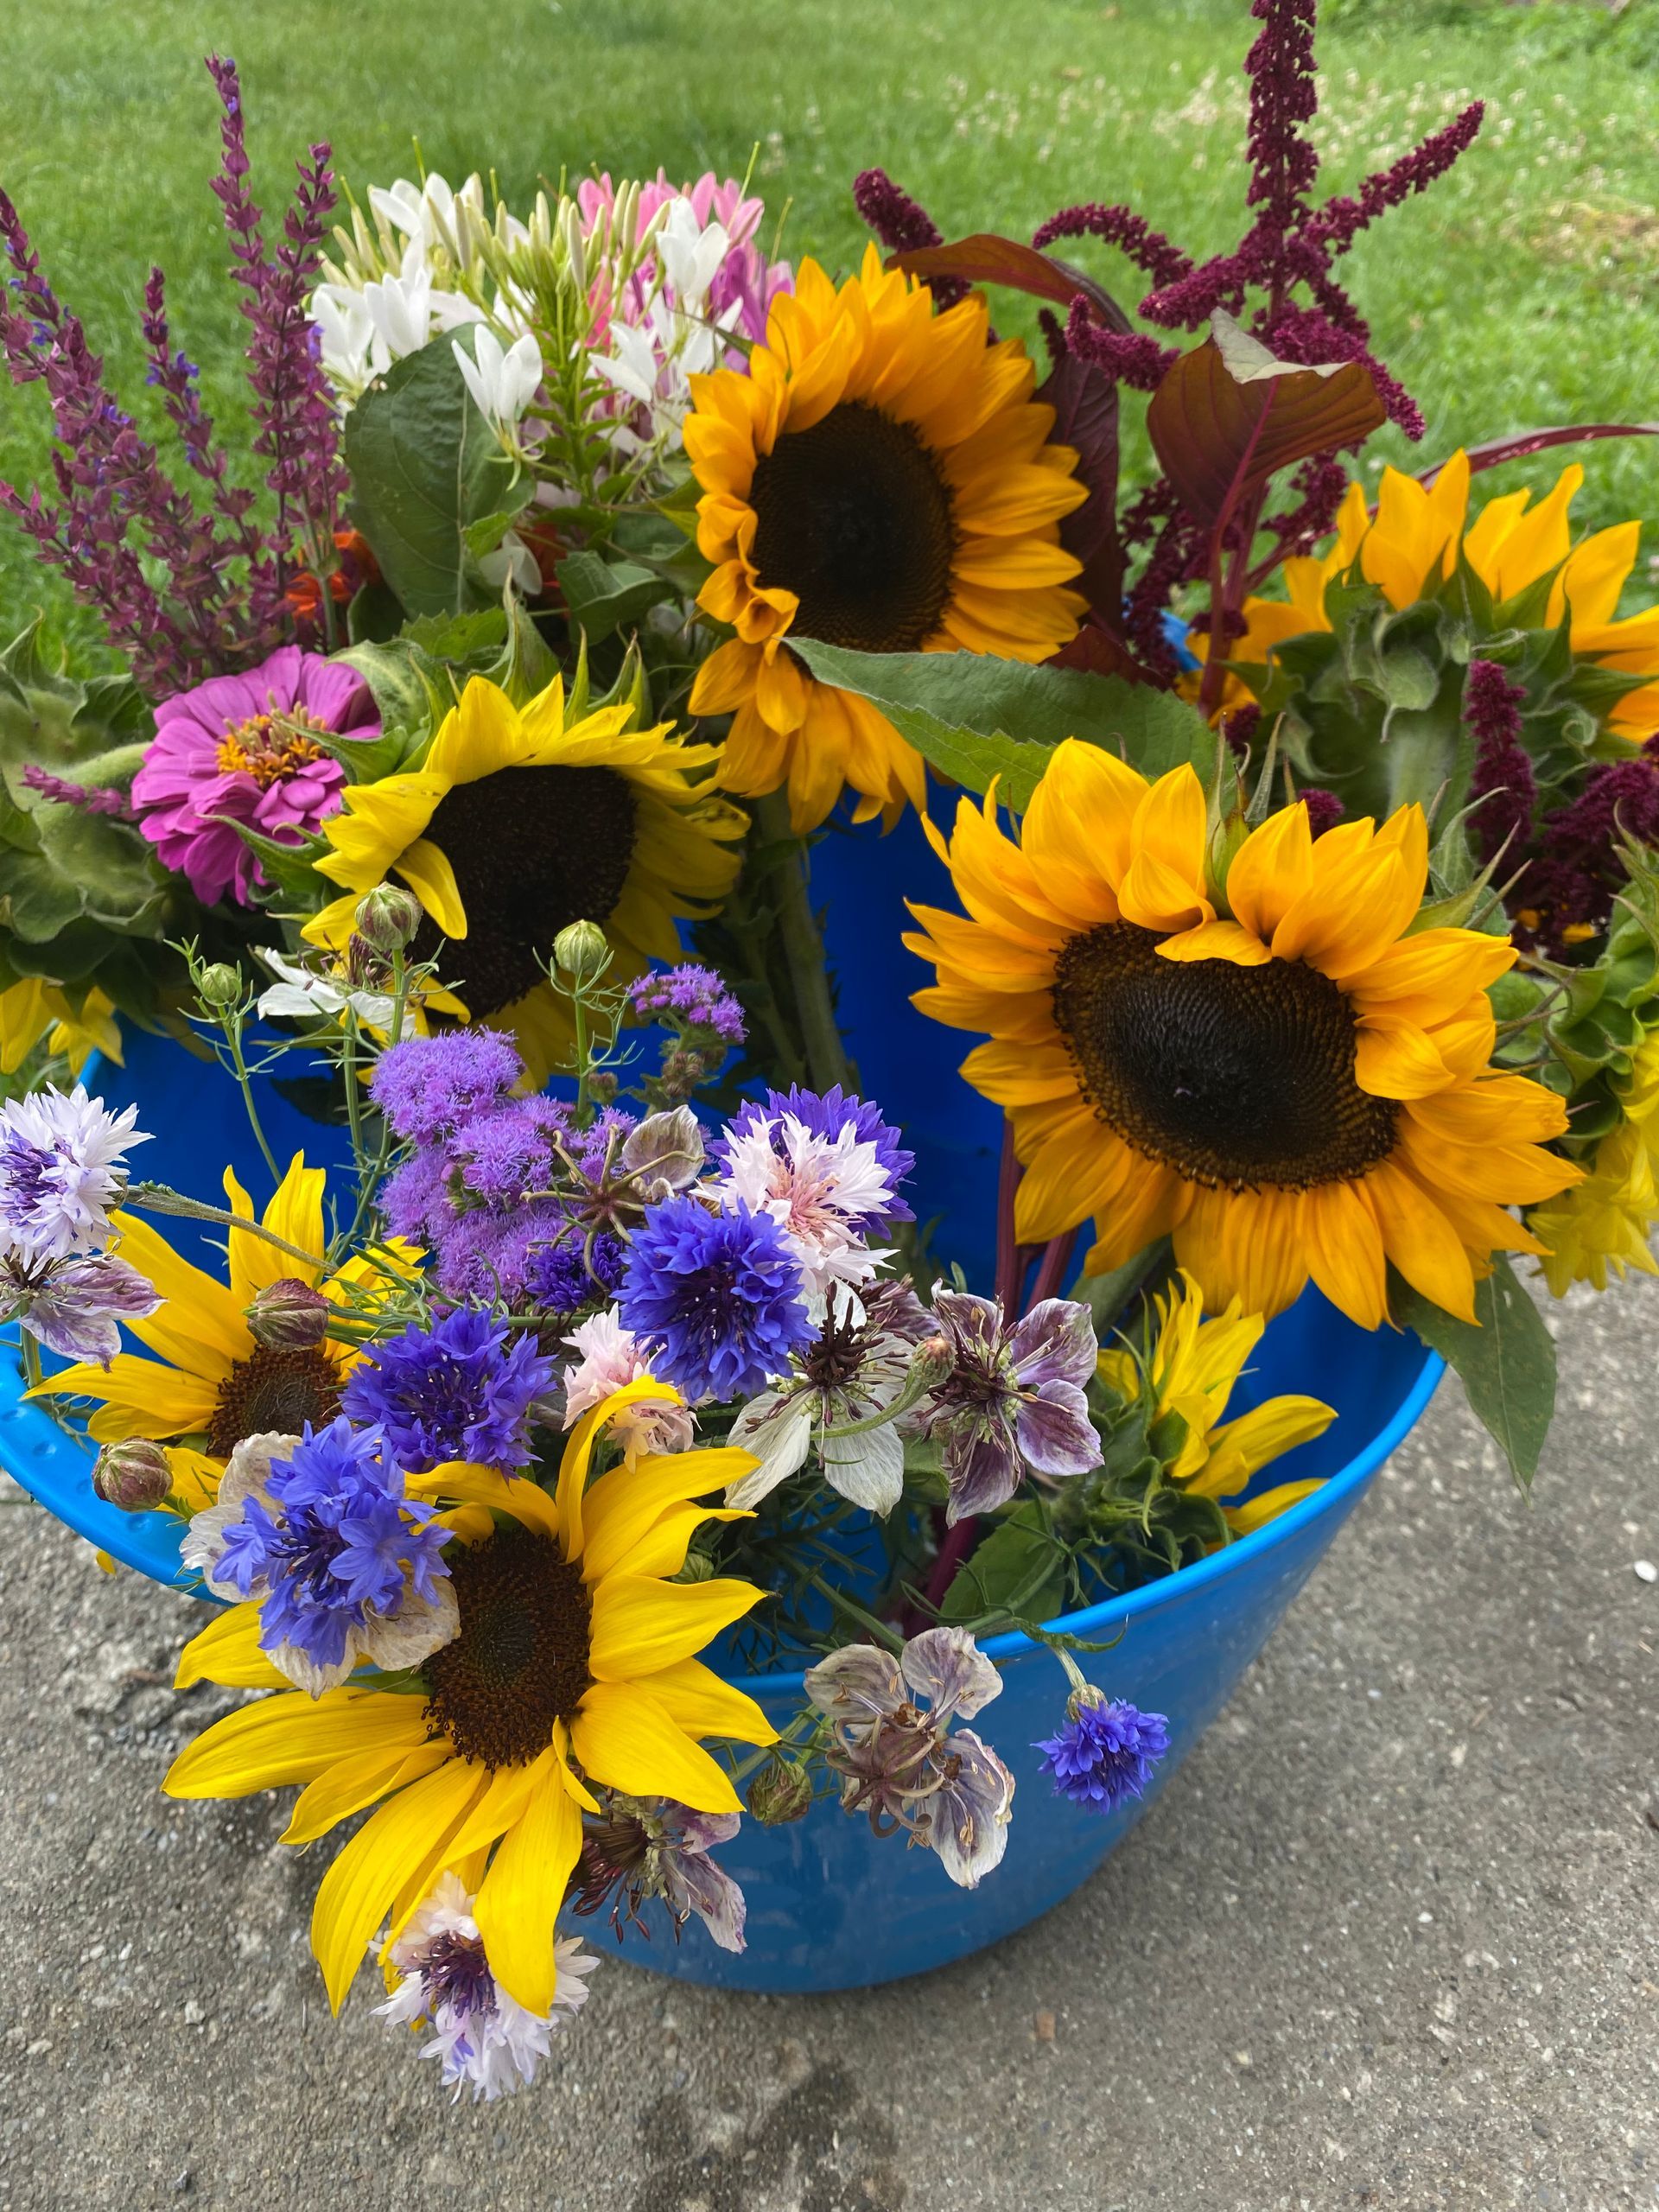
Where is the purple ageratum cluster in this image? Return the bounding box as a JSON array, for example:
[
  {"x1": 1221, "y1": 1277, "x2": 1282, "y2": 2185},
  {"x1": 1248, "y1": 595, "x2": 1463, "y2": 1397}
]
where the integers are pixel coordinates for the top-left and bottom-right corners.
[
  {"x1": 130, "y1": 645, "x2": 378, "y2": 907},
  {"x1": 375, "y1": 1031, "x2": 630, "y2": 1313},
  {"x1": 1034, "y1": 1694, "x2": 1170, "y2": 1815},
  {"x1": 620, "y1": 1194, "x2": 811, "y2": 1402},
  {"x1": 213, "y1": 1418, "x2": 454, "y2": 1676},
  {"x1": 341, "y1": 1307, "x2": 555, "y2": 1473},
  {"x1": 626, "y1": 963, "x2": 746, "y2": 1048}
]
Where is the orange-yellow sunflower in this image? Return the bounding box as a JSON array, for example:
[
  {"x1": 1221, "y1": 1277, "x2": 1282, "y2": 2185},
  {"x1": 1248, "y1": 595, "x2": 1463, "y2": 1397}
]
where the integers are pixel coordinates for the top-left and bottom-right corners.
[
  {"x1": 163, "y1": 1382, "x2": 774, "y2": 2018},
  {"x1": 1206, "y1": 449, "x2": 1659, "y2": 737},
  {"x1": 905, "y1": 741, "x2": 1582, "y2": 1327},
  {"x1": 685, "y1": 245, "x2": 1089, "y2": 832}
]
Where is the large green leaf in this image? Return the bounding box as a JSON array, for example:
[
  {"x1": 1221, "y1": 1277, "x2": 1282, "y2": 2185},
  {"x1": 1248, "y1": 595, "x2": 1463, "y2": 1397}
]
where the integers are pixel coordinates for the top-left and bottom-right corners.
[
  {"x1": 790, "y1": 640, "x2": 1213, "y2": 809},
  {"x1": 555, "y1": 551, "x2": 677, "y2": 645},
  {"x1": 343, "y1": 334, "x2": 522, "y2": 619},
  {"x1": 1388, "y1": 1258, "x2": 1555, "y2": 1490}
]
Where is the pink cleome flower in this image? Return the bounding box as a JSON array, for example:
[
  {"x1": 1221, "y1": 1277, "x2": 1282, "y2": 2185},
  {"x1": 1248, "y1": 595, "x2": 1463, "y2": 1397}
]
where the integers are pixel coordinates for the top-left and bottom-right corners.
[{"x1": 131, "y1": 644, "x2": 378, "y2": 906}]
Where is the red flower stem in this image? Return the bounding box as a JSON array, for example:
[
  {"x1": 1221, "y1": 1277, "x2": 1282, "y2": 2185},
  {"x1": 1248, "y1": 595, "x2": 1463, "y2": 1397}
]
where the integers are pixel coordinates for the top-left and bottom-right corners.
[
  {"x1": 1024, "y1": 1228, "x2": 1080, "y2": 1314},
  {"x1": 994, "y1": 1120, "x2": 1024, "y2": 1312},
  {"x1": 920, "y1": 1513, "x2": 981, "y2": 1618}
]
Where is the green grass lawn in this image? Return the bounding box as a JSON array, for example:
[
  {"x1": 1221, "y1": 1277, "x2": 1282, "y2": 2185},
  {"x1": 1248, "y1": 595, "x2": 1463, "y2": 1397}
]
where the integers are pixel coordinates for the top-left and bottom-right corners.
[{"x1": 2, "y1": 0, "x2": 1657, "y2": 658}]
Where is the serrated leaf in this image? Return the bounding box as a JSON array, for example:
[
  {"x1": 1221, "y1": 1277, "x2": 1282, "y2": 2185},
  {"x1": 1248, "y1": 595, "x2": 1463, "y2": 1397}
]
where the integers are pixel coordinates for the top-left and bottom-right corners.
[
  {"x1": 1387, "y1": 1258, "x2": 1554, "y2": 1490},
  {"x1": 789, "y1": 640, "x2": 1215, "y2": 806},
  {"x1": 342, "y1": 333, "x2": 521, "y2": 618}
]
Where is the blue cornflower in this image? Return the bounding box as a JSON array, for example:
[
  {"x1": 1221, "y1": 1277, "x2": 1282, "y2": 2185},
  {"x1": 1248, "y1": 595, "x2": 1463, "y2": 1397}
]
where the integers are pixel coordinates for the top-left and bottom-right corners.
[
  {"x1": 341, "y1": 1309, "x2": 556, "y2": 1473},
  {"x1": 620, "y1": 1194, "x2": 810, "y2": 1402},
  {"x1": 1033, "y1": 1693, "x2": 1169, "y2": 1815},
  {"x1": 214, "y1": 1418, "x2": 453, "y2": 1675}
]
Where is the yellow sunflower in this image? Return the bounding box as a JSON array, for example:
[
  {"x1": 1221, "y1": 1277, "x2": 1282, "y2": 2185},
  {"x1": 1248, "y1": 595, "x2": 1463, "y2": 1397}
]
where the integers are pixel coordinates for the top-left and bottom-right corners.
[
  {"x1": 0, "y1": 976, "x2": 120, "y2": 1077},
  {"x1": 302, "y1": 672, "x2": 747, "y2": 1086},
  {"x1": 163, "y1": 1381, "x2": 775, "y2": 2016},
  {"x1": 1098, "y1": 1269, "x2": 1334, "y2": 1538},
  {"x1": 1529, "y1": 1030, "x2": 1659, "y2": 1294},
  {"x1": 31, "y1": 1152, "x2": 408, "y2": 1509},
  {"x1": 684, "y1": 245, "x2": 1088, "y2": 833},
  {"x1": 1208, "y1": 449, "x2": 1659, "y2": 738},
  {"x1": 905, "y1": 742, "x2": 1581, "y2": 1327}
]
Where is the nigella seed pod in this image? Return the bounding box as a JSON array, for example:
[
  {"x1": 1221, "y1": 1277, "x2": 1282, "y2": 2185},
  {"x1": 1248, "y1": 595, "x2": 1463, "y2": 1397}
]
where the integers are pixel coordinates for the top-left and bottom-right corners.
[
  {"x1": 92, "y1": 1438, "x2": 171, "y2": 1513},
  {"x1": 353, "y1": 883, "x2": 422, "y2": 955},
  {"x1": 196, "y1": 963, "x2": 243, "y2": 1010},
  {"x1": 746, "y1": 1757, "x2": 813, "y2": 1827},
  {"x1": 246, "y1": 1276, "x2": 332, "y2": 1352},
  {"x1": 553, "y1": 918, "x2": 610, "y2": 985},
  {"x1": 906, "y1": 1332, "x2": 956, "y2": 1395}
]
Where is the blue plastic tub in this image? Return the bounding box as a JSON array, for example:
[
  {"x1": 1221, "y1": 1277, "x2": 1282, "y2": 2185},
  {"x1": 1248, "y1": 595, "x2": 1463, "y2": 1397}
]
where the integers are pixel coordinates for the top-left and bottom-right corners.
[{"x1": 0, "y1": 975, "x2": 1441, "y2": 1992}]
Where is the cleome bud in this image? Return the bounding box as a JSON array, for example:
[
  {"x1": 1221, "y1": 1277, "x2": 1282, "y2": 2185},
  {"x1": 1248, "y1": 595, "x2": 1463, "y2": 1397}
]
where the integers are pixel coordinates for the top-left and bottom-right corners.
[
  {"x1": 746, "y1": 1756, "x2": 814, "y2": 1827},
  {"x1": 906, "y1": 1332, "x2": 957, "y2": 1395},
  {"x1": 196, "y1": 962, "x2": 243, "y2": 1010},
  {"x1": 246, "y1": 1276, "x2": 331, "y2": 1352},
  {"x1": 353, "y1": 882, "x2": 422, "y2": 955},
  {"x1": 553, "y1": 918, "x2": 610, "y2": 985},
  {"x1": 92, "y1": 1438, "x2": 171, "y2": 1514}
]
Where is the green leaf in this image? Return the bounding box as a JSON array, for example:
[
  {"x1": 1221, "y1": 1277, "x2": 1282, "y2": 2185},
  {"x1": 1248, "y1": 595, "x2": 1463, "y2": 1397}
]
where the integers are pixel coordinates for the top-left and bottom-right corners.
[
  {"x1": 789, "y1": 640, "x2": 1214, "y2": 809},
  {"x1": 938, "y1": 1498, "x2": 1071, "y2": 1627},
  {"x1": 554, "y1": 551, "x2": 676, "y2": 645},
  {"x1": 1388, "y1": 1258, "x2": 1555, "y2": 1490},
  {"x1": 342, "y1": 334, "x2": 521, "y2": 618}
]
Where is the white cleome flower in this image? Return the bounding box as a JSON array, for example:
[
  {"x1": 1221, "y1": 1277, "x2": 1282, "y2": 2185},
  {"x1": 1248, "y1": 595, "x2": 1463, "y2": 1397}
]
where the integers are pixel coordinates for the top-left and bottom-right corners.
[
  {"x1": 312, "y1": 284, "x2": 385, "y2": 402},
  {"x1": 454, "y1": 327, "x2": 543, "y2": 433},
  {"x1": 377, "y1": 1872, "x2": 599, "y2": 2101},
  {"x1": 255, "y1": 950, "x2": 413, "y2": 1038}
]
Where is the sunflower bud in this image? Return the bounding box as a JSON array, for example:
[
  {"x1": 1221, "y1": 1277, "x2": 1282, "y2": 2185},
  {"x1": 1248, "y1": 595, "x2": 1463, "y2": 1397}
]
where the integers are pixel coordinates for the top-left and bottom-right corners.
[
  {"x1": 196, "y1": 963, "x2": 243, "y2": 1010},
  {"x1": 92, "y1": 1439, "x2": 171, "y2": 1513},
  {"x1": 746, "y1": 1756, "x2": 813, "y2": 1827},
  {"x1": 553, "y1": 918, "x2": 610, "y2": 985},
  {"x1": 353, "y1": 883, "x2": 422, "y2": 955},
  {"x1": 246, "y1": 1276, "x2": 331, "y2": 1351}
]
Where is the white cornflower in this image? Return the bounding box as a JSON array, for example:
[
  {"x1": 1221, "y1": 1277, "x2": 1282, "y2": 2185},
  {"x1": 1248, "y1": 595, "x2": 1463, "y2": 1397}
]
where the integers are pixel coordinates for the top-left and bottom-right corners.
[
  {"x1": 561, "y1": 1306, "x2": 694, "y2": 1463},
  {"x1": 377, "y1": 1872, "x2": 598, "y2": 2102},
  {"x1": 718, "y1": 1113, "x2": 896, "y2": 1306},
  {"x1": 0, "y1": 1086, "x2": 149, "y2": 1261}
]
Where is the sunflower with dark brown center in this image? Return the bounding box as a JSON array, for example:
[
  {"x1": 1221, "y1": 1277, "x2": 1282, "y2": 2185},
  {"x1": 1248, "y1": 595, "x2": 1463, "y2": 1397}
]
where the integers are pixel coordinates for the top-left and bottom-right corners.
[
  {"x1": 35, "y1": 1154, "x2": 409, "y2": 1509},
  {"x1": 302, "y1": 672, "x2": 747, "y2": 1085},
  {"x1": 685, "y1": 246, "x2": 1089, "y2": 833},
  {"x1": 905, "y1": 743, "x2": 1582, "y2": 1328},
  {"x1": 164, "y1": 1379, "x2": 775, "y2": 2023}
]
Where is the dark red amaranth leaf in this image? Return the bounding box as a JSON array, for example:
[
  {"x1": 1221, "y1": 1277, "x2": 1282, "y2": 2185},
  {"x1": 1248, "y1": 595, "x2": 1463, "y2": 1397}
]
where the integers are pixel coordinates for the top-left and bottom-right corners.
[
  {"x1": 1037, "y1": 343, "x2": 1122, "y2": 622},
  {"x1": 1046, "y1": 621, "x2": 1165, "y2": 687},
  {"x1": 1146, "y1": 333, "x2": 1383, "y2": 531}
]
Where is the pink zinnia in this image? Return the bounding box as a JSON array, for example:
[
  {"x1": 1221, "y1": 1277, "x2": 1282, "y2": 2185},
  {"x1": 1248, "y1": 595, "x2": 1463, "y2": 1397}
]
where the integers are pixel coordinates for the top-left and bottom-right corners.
[{"x1": 131, "y1": 645, "x2": 378, "y2": 906}]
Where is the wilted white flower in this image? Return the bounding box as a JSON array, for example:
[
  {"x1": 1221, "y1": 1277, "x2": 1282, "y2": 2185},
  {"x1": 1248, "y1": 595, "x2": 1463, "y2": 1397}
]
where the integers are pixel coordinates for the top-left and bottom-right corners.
[{"x1": 255, "y1": 949, "x2": 414, "y2": 1037}]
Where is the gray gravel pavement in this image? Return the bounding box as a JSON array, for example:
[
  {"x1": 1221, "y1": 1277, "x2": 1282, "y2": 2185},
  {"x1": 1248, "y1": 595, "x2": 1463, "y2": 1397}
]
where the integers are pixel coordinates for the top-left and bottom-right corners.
[{"x1": 2, "y1": 1276, "x2": 1656, "y2": 2212}]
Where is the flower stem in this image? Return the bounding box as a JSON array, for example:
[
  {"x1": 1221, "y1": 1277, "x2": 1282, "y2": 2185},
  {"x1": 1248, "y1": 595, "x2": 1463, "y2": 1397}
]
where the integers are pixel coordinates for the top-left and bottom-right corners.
[
  {"x1": 754, "y1": 790, "x2": 854, "y2": 1097},
  {"x1": 1025, "y1": 1228, "x2": 1079, "y2": 1314},
  {"x1": 222, "y1": 1009, "x2": 280, "y2": 1185},
  {"x1": 124, "y1": 1184, "x2": 324, "y2": 1272},
  {"x1": 920, "y1": 1515, "x2": 979, "y2": 1617}
]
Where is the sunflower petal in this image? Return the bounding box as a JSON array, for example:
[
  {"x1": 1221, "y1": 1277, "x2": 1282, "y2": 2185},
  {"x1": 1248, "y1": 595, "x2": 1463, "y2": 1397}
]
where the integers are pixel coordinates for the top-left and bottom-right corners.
[
  {"x1": 569, "y1": 1679, "x2": 743, "y2": 1813},
  {"x1": 473, "y1": 1757, "x2": 582, "y2": 2014},
  {"x1": 312, "y1": 1756, "x2": 484, "y2": 2012}
]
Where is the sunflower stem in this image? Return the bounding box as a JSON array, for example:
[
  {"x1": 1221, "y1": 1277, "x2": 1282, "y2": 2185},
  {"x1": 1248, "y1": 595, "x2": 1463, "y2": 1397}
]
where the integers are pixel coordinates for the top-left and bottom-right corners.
[{"x1": 755, "y1": 791, "x2": 855, "y2": 1098}]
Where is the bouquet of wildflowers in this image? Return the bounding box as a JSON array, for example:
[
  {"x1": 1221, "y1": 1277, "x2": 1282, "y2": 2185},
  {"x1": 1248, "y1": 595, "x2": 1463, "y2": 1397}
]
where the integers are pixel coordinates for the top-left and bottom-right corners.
[{"x1": 0, "y1": 0, "x2": 1652, "y2": 2107}]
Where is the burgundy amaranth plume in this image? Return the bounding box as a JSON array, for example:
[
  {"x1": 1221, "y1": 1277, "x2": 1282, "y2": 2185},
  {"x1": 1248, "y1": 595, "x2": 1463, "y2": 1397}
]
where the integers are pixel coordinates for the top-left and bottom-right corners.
[
  {"x1": 1465, "y1": 658, "x2": 1536, "y2": 872},
  {"x1": 855, "y1": 0, "x2": 1484, "y2": 685},
  {"x1": 0, "y1": 56, "x2": 345, "y2": 693}
]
